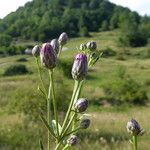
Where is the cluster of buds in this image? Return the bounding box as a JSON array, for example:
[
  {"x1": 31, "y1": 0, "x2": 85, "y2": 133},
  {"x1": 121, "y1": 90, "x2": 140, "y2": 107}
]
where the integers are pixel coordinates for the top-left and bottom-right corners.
[
  {"x1": 32, "y1": 32, "x2": 68, "y2": 69},
  {"x1": 126, "y1": 119, "x2": 145, "y2": 136},
  {"x1": 79, "y1": 41, "x2": 102, "y2": 67}
]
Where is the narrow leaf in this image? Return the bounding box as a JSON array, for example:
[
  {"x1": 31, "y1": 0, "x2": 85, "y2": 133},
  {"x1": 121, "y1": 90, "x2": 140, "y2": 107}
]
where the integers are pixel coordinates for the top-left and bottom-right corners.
[
  {"x1": 40, "y1": 115, "x2": 56, "y2": 138},
  {"x1": 52, "y1": 120, "x2": 62, "y2": 134},
  {"x1": 39, "y1": 139, "x2": 44, "y2": 150}
]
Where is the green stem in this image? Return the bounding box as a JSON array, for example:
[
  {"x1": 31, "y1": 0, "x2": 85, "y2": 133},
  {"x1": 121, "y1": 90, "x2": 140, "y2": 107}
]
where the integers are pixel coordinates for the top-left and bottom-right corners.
[
  {"x1": 60, "y1": 80, "x2": 80, "y2": 137},
  {"x1": 55, "y1": 142, "x2": 62, "y2": 150},
  {"x1": 35, "y1": 57, "x2": 47, "y2": 97},
  {"x1": 58, "y1": 45, "x2": 63, "y2": 57},
  {"x1": 49, "y1": 70, "x2": 59, "y2": 137},
  {"x1": 61, "y1": 113, "x2": 76, "y2": 138},
  {"x1": 47, "y1": 72, "x2": 52, "y2": 150},
  {"x1": 132, "y1": 135, "x2": 138, "y2": 150}
]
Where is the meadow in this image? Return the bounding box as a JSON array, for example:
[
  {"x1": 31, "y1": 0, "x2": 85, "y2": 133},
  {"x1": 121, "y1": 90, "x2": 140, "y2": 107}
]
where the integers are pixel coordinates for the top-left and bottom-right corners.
[{"x1": 0, "y1": 30, "x2": 150, "y2": 150}]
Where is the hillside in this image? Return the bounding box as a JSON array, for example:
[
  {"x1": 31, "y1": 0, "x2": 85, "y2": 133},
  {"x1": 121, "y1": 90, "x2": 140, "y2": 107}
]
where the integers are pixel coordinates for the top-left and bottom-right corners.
[{"x1": 0, "y1": 0, "x2": 140, "y2": 41}]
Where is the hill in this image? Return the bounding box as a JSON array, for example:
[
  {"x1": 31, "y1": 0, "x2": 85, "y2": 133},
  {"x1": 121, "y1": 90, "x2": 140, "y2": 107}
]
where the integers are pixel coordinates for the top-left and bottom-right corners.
[{"x1": 0, "y1": 0, "x2": 141, "y2": 41}]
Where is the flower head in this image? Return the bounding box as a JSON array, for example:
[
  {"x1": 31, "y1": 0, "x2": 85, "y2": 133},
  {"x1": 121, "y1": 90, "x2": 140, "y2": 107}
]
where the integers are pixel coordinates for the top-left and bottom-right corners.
[
  {"x1": 75, "y1": 98, "x2": 88, "y2": 113},
  {"x1": 67, "y1": 135, "x2": 78, "y2": 146},
  {"x1": 80, "y1": 118, "x2": 90, "y2": 129},
  {"x1": 50, "y1": 39, "x2": 59, "y2": 54},
  {"x1": 58, "y1": 32, "x2": 68, "y2": 46},
  {"x1": 86, "y1": 41, "x2": 97, "y2": 51},
  {"x1": 126, "y1": 119, "x2": 145, "y2": 136},
  {"x1": 40, "y1": 43, "x2": 57, "y2": 69},
  {"x1": 72, "y1": 53, "x2": 88, "y2": 80},
  {"x1": 32, "y1": 45, "x2": 41, "y2": 57}
]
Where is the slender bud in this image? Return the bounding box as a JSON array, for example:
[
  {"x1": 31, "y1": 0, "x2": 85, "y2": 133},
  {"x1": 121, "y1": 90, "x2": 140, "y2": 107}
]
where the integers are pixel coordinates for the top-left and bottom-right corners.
[
  {"x1": 58, "y1": 32, "x2": 68, "y2": 46},
  {"x1": 75, "y1": 98, "x2": 88, "y2": 113},
  {"x1": 86, "y1": 41, "x2": 97, "y2": 51},
  {"x1": 126, "y1": 119, "x2": 145, "y2": 136},
  {"x1": 72, "y1": 53, "x2": 88, "y2": 80},
  {"x1": 40, "y1": 43, "x2": 57, "y2": 69},
  {"x1": 80, "y1": 43, "x2": 87, "y2": 51},
  {"x1": 50, "y1": 39, "x2": 59, "y2": 54},
  {"x1": 80, "y1": 118, "x2": 90, "y2": 129},
  {"x1": 32, "y1": 45, "x2": 41, "y2": 57},
  {"x1": 67, "y1": 135, "x2": 78, "y2": 146}
]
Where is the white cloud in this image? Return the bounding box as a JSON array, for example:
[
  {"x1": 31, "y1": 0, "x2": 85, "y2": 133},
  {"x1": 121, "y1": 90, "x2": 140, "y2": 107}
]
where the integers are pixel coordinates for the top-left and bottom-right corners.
[
  {"x1": 109, "y1": 0, "x2": 150, "y2": 15},
  {"x1": 0, "y1": 0, "x2": 32, "y2": 19}
]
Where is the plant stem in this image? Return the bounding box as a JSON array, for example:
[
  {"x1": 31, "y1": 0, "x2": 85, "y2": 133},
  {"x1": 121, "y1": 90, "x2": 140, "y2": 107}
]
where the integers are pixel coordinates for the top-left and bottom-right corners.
[
  {"x1": 60, "y1": 80, "x2": 80, "y2": 137},
  {"x1": 47, "y1": 71, "x2": 52, "y2": 150},
  {"x1": 58, "y1": 45, "x2": 63, "y2": 57},
  {"x1": 35, "y1": 57, "x2": 47, "y2": 97},
  {"x1": 132, "y1": 135, "x2": 138, "y2": 150},
  {"x1": 49, "y1": 70, "x2": 59, "y2": 137}
]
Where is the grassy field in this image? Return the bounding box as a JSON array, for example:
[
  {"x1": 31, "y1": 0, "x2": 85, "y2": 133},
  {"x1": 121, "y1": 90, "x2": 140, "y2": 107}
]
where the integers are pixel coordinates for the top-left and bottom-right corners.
[{"x1": 0, "y1": 30, "x2": 150, "y2": 150}]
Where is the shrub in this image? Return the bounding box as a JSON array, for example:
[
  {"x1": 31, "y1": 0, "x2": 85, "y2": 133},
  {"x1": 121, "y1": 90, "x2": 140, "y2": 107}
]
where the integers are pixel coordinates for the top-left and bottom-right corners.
[
  {"x1": 17, "y1": 58, "x2": 28, "y2": 62},
  {"x1": 3, "y1": 64, "x2": 30, "y2": 76},
  {"x1": 101, "y1": 47, "x2": 116, "y2": 57},
  {"x1": 101, "y1": 67, "x2": 148, "y2": 105},
  {"x1": 58, "y1": 59, "x2": 73, "y2": 78}
]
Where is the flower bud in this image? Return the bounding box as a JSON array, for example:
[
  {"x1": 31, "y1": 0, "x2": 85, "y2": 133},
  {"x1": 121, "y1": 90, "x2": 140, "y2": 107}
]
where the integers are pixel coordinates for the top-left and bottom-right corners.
[
  {"x1": 67, "y1": 135, "x2": 78, "y2": 146},
  {"x1": 72, "y1": 53, "x2": 88, "y2": 80},
  {"x1": 75, "y1": 98, "x2": 88, "y2": 113},
  {"x1": 58, "y1": 32, "x2": 68, "y2": 46},
  {"x1": 80, "y1": 43, "x2": 87, "y2": 51},
  {"x1": 40, "y1": 43, "x2": 57, "y2": 69},
  {"x1": 32, "y1": 45, "x2": 41, "y2": 57},
  {"x1": 126, "y1": 119, "x2": 144, "y2": 136},
  {"x1": 86, "y1": 41, "x2": 97, "y2": 51},
  {"x1": 50, "y1": 39, "x2": 59, "y2": 54},
  {"x1": 80, "y1": 118, "x2": 90, "y2": 129}
]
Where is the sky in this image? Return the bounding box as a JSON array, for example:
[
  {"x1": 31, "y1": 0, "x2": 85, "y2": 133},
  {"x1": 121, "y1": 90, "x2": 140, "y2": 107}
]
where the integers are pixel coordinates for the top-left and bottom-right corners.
[{"x1": 0, "y1": 0, "x2": 150, "y2": 19}]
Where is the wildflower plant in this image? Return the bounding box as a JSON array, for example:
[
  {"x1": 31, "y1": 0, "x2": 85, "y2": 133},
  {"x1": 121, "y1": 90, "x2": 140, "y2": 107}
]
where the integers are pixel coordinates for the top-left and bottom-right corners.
[
  {"x1": 126, "y1": 119, "x2": 145, "y2": 150},
  {"x1": 32, "y1": 33, "x2": 102, "y2": 150}
]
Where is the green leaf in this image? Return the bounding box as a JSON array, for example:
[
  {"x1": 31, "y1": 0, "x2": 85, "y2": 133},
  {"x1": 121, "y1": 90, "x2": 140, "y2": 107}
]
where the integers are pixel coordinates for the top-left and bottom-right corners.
[
  {"x1": 40, "y1": 115, "x2": 56, "y2": 138},
  {"x1": 52, "y1": 120, "x2": 62, "y2": 135},
  {"x1": 39, "y1": 139, "x2": 44, "y2": 150}
]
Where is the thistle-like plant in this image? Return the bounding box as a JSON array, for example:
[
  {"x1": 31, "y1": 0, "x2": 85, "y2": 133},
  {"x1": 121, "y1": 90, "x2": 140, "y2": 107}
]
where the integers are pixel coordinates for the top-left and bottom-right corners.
[
  {"x1": 126, "y1": 119, "x2": 145, "y2": 150},
  {"x1": 32, "y1": 33, "x2": 102, "y2": 150}
]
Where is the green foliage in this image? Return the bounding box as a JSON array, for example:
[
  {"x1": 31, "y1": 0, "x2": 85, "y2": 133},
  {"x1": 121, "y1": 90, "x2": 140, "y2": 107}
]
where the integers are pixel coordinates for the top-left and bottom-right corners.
[
  {"x1": 0, "y1": 34, "x2": 12, "y2": 47},
  {"x1": 101, "y1": 47, "x2": 116, "y2": 57},
  {"x1": 3, "y1": 64, "x2": 30, "y2": 76},
  {"x1": 58, "y1": 58, "x2": 73, "y2": 78},
  {"x1": 102, "y1": 67, "x2": 148, "y2": 105}
]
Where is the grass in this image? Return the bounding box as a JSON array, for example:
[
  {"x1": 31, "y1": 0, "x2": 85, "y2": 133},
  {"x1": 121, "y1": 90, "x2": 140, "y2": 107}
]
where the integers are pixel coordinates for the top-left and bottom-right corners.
[{"x1": 0, "y1": 30, "x2": 150, "y2": 149}]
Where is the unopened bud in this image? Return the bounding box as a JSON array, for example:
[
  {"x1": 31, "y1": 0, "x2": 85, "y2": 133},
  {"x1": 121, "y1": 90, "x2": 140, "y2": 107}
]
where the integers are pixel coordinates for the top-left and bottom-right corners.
[
  {"x1": 75, "y1": 98, "x2": 88, "y2": 113},
  {"x1": 126, "y1": 119, "x2": 145, "y2": 136},
  {"x1": 58, "y1": 32, "x2": 68, "y2": 46},
  {"x1": 50, "y1": 39, "x2": 59, "y2": 54},
  {"x1": 80, "y1": 43, "x2": 87, "y2": 51},
  {"x1": 86, "y1": 41, "x2": 97, "y2": 51},
  {"x1": 67, "y1": 135, "x2": 78, "y2": 146},
  {"x1": 72, "y1": 53, "x2": 88, "y2": 80},
  {"x1": 80, "y1": 118, "x2": 90, "y2": 129},
  {"x1": 40, "y1": 43, "x2": 57, "y2": 69},
  {"x1": 32, "y1": 45, "x2": 41, "y2": 57}
]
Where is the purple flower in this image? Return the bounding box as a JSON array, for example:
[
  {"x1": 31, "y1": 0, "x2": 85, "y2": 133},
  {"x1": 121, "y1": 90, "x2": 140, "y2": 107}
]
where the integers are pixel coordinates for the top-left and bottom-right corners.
[
  {"x1": 67, "y1": 135, "x2": 78, "y2": 146},
  {"x1": 75, "y1": 98, "x2": 88, "y2": 113},
  {"x1": 126, "y1": 119, "x2": 142, "y2": 135},
  {"x1": 86, "y1": 41, "x2": 97, "y2": 51},
  {"x1": 72, "y1": 53, "x2": 88, "y2": 80},
  {"x1": 58, "y1": 32, "x2": 68, "y2": 46},
  {"x1": 50, "y1": 39, "x2": 59, "y2": 54},
  {"x1": 40, "y1": 43, "x2": 57, "y2": 69},
  {"x1": 80, "y1": 118, "x2": 90, "y2": 129},
  {"x1": 32, "y1": 45, "x2": 41, "y2": 57}
]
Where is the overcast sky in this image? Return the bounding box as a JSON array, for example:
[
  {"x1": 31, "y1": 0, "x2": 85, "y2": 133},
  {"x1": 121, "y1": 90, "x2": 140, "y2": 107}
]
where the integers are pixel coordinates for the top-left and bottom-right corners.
[{"x1": 0, "y1": 0, "x2": 149, "y2": 19}]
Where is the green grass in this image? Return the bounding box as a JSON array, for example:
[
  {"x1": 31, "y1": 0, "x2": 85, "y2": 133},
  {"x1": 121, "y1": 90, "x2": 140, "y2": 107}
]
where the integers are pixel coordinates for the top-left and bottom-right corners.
[{"x1": 0, "y1": 30, "x2": 150, "y2": 149}]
